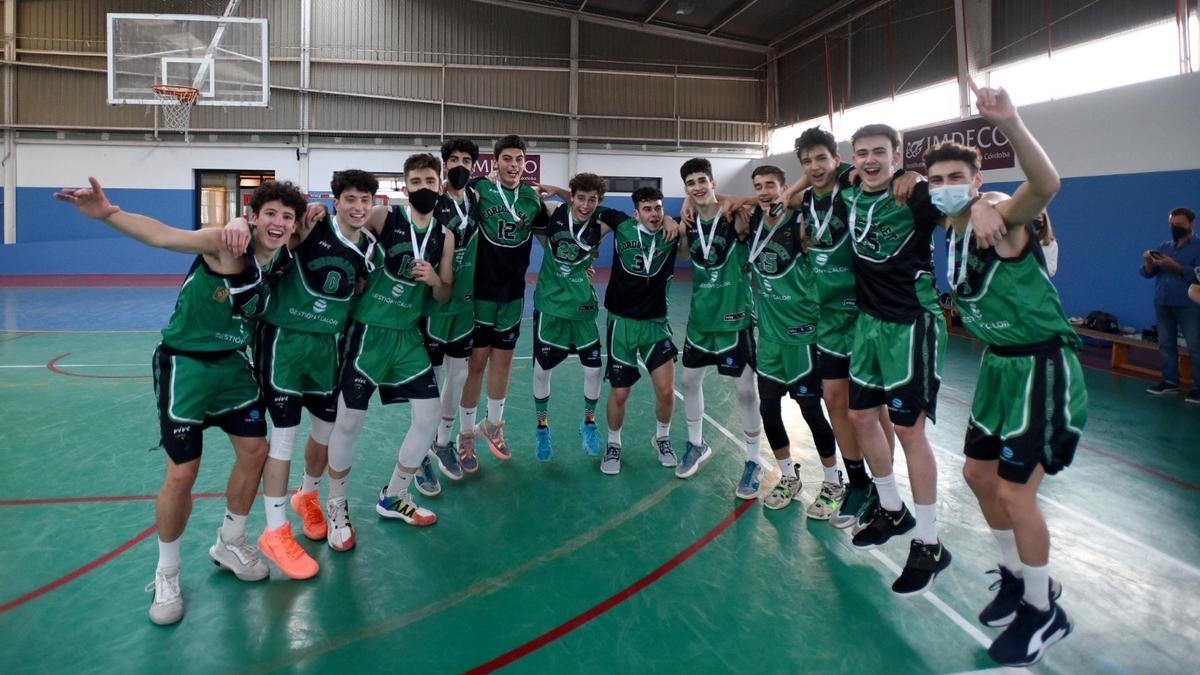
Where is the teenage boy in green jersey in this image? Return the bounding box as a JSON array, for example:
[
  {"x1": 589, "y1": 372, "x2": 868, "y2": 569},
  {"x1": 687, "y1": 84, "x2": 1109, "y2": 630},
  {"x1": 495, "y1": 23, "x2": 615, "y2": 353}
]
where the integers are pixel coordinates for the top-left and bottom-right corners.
[
  {"x1": 56, "y1": 178, "x2": 304, "y2": 624},
  {"x1": 740, "y1": 165, "x2": 841, "y2": 511},
  {"x1": 423, "y1": 139, "x2": 480, "y2": 478},
  {"x1": 602, "y1": 187, "x2": 680, "y2": 475},
  {"x1": 228, "y1": 170, "x2": 376, "y2": 579},
  {"x1": 458, "y1": 135, "x2": 550, "y2": 465},
  {"x1": 318, "y1": 154, "x2": 455, "y2": 550},
  {"x1": 939, "y1": 80, "x2": 1081, "y2": 667},
  {"x1": 676, "y1": 158, "x2": 762, "y2": 481}
]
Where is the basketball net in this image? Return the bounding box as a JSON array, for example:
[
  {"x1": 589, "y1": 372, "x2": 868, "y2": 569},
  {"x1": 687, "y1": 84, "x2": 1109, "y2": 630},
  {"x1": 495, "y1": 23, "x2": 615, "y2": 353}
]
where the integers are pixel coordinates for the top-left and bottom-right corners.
[{"x1": 152, "y1": 84, "x2": 200, "y2": 133}]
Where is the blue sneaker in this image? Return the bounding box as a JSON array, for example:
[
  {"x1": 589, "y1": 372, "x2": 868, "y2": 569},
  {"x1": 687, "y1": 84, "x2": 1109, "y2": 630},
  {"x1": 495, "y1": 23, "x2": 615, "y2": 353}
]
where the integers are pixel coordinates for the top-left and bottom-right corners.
[
  {"x1": 579, "y1": 419, "x2": 600, "y2": 456},
  {"x1": 414, "y1": 456, "x2": 441, "y2": 497},
  {"x1": 735, "y1": 460, "x2": 763, "y2": 499},
  {"x1": 535, "y1": 425, "x2": 553, "y2": 462},
  {"x1": 675, "y1": 441, "x2": 712, "y2": 479},
  {"x1": 430, "y1": 442, "x2": 464, "y2": 481}
]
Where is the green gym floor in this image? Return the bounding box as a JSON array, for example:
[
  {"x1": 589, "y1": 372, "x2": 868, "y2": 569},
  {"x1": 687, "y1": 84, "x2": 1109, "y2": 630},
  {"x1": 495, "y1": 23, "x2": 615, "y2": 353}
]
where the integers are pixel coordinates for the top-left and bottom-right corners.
[{"x1": 1, "y1": 281, "x2": 1197, "y2": 675}]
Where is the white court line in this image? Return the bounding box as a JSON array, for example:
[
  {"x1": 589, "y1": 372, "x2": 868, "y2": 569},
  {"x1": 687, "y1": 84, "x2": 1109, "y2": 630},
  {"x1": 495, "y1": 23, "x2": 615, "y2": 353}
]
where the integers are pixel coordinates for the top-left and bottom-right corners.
[{"x1": 945, "y1": 668, "x2": 1030, "y2": 675}]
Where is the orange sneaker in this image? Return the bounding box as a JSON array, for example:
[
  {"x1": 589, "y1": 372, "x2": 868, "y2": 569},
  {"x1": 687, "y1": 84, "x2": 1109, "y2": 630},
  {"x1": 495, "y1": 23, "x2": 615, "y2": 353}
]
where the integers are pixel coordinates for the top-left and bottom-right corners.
[
  {"x1": 290, "y1": 489, "x2": 327, "y2": 541},
  {"x1": 257, "y1": 523, "x2": 319, "y2": 580}
]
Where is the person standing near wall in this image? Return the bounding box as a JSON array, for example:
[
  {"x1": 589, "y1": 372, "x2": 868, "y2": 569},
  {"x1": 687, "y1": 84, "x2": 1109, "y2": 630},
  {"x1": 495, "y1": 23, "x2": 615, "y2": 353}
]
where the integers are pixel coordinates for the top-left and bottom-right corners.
[
  {"x1": 1034, "y1": 211, "x2": 1058, "y2": 277},
  {"x1": 1141, "y1": 207, "x2": 1200, "y2": 403}
]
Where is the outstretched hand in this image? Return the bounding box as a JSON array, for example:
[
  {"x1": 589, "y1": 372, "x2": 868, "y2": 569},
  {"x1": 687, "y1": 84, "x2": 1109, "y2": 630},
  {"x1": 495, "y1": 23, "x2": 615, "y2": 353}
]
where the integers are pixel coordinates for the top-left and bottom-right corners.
[
  {"x1": 54, "y1": 177, "x2": 120, "y2": 220},
  {"x1": 968, "y1": 74, "x2": 1016, "y2": 125}
]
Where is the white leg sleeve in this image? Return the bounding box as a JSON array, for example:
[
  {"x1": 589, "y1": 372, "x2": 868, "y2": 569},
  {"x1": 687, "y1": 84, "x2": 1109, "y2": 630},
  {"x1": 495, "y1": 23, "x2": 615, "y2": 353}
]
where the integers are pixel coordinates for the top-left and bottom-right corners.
[
  {"x1": 397, "y1": 397, "x2": 441, "y2": 469},
  {"x1": 309, "y1": 417, "x2": 334, "y2": 446},
  {"x1": 441, "y1": 357, "x2": 469, "y2": 419},
  {"x1": 327, "y1": 394, "x2": 367, "y2": 473},
  {"x1": 533, "y1": 361, "x2": 552, "y2": 400},
  {"x1": 583, "y1": 365, "x2": 602, "y2": 401},
  {"x1": 735, "y1": 368, "x2": 762, "y2": 434},
  {"x1": 681, "y1": 365, "x2": 707, "y2": 442},
  {"x1": 267, "y1": 423, "x2": 299, "y2": 461}
]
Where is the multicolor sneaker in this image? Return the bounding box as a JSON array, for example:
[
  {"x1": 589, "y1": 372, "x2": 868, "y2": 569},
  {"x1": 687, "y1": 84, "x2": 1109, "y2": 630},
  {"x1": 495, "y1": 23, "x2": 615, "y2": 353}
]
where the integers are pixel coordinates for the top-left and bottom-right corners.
[
  {"x1": 735, "y1": 460, "x2": 763, "y2": 499},
  {"x1": 147, "y1": 566, "x2": 183, "y2": 625},
  {"x1": 892, "y1": 539, "x2": 953, "y2": 595},
  {"x1": 763, "y1": 465, "x2": 803, "y2": 510},
  {"x1": 535, "y1": 425, "x2": 554, "y2": 461},
  {"x1": 257, "y1": 522, "x2": 319, "y2": 580},
  {"x1": 979, "y1": 567, "x2": 1064, "y2": 627},
  {"x1": 431, "y1": 441, "x2": 464, "y2": 480},
  {"x1": 208, "y1": 528, "x2": 269, "y2": 581},
  {"x1": 806, "y1": 475, "x2": 846, "y2": 520},
  {"x1": 987, "y1": 600, "x2": 1073, "y2": 667},
  {"x1": 851, "y1": 503, "x2": 915, "y2": 549},
  {"x1": 375, "y1": 487, "x2": 437, "y2": 526},
  {"x1": 477, "y1": 419, "x2": 511, "y2": 460},
  {"x1": 414, "y1": 456, "x2": 442, "y2": 497},
  {"x1": 290, "y1": 489, "x2": 327, "y2": 541},
  {"x1": 580, "y1": 419, "x2": 600, "y2": 456},
  {"x1": 457, "y1": 432, "x2": 480, "y2": 473},
  {"x1": 675, "y1": 441, "x2": 711, "y2": 478},
  {"x1": 833, "y1": 483, "x2": 874, "y2": 530},
  {"x1": 325, "y1": 497, "x2": 356, "y2": 552},
  {"x1": 654, "y1": 436, "x2": 679, "y2": 468},
  {"x1": 600, "y1": 443, "x2": 622, "y2": 475},
  {"x1": 851, "y1": 486, "x2": 881, "y2": 535}
]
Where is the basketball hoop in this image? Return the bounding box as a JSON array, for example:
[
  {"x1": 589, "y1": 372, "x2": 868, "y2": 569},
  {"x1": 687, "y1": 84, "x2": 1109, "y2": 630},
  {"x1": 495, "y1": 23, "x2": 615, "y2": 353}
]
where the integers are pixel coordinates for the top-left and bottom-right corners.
[{"x1": 152, "y1": 84, "x2": 200, "y2": 132}]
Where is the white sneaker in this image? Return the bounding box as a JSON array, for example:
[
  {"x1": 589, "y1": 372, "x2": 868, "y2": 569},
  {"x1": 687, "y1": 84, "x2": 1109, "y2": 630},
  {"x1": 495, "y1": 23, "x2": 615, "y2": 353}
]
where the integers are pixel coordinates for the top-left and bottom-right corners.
[
  {"x1": 805, "y1": 479, "x2": 846, "y2": 520},
  {"x1": 209, "y1": 528, "x2": 270, "y2": 581},
  {"x1": 326, "y1": 497, "x2": 357, "y2": 551},
  {"x1": 147, "y1": 567, "x2": 184, "y2": 625}
]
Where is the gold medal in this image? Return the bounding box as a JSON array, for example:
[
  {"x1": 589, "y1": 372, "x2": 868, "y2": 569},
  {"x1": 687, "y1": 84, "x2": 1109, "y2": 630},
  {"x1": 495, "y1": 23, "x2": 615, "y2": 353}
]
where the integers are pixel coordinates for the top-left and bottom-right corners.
[{"x1": 212, "y1": 287, "x2": 230, "y2": 303}]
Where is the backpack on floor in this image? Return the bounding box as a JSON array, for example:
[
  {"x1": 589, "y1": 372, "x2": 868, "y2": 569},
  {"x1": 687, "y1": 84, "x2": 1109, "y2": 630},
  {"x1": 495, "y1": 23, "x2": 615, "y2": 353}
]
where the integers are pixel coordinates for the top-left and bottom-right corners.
[{"x1": 1085, "y1": 310, "x2": 1119, "y2": 334}]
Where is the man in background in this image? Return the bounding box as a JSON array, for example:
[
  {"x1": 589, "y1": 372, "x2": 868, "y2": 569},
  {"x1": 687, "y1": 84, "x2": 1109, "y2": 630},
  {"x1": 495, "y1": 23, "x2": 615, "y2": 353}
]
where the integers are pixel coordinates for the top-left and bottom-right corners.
[{"x1": 1141, "y1": 207, "x2": 1200, "y2": 403}]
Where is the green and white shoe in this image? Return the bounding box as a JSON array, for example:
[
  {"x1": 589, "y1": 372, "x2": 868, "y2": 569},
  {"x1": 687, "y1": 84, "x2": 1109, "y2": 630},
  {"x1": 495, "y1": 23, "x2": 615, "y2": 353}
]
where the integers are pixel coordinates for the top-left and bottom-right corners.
[
  {"x1": 763, "y1": 466, "x2": 803, "y2": 510},
  {"x1": 805, "y1": 475, "x2": 846, "y2": 520}
]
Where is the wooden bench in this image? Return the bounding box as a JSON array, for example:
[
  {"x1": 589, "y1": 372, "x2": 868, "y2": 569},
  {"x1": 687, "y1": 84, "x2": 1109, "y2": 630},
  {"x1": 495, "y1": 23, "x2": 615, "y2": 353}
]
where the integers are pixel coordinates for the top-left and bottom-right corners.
[{"x1": 1074, "y1": 326, "x2": 1193, "y2": 386}]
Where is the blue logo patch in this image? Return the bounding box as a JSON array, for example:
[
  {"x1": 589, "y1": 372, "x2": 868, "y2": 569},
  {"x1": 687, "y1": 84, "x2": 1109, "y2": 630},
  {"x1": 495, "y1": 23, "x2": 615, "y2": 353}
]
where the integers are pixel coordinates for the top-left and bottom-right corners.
[
  {"x1": 1000, "y1": 446, "x2": 1014, "y2": 460},
  {"x1": 798, "y1": 386, "x2": 808, "y2": 394},
  {"x1": 890, "y1": 397, "x2": 903, "y2": 409},
  {"x1": 725, "y1": 356, "x2": 734, "y2": 365},
  {"x1": 248, "y1": 410, "x2": 260, "y2": 421}
]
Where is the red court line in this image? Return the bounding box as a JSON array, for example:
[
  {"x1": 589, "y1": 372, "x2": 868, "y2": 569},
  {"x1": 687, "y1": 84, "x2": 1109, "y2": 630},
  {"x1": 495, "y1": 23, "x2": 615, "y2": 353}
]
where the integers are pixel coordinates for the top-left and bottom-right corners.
[
  {"x1": 0, "y1": 274, "x2": 184, "y2": 288},
  {"x1": 465, "y1": 498, "x2": 756, "y2": 674},
  {"x1": 0, "y1": 524, "x2": 157, "y2": 614},
  {"x1": 0, "y1": 492, "x2": 228, "y2": 507},
  {"x1": 46, "y1": 352, "x2": 149, "y2": 380}
]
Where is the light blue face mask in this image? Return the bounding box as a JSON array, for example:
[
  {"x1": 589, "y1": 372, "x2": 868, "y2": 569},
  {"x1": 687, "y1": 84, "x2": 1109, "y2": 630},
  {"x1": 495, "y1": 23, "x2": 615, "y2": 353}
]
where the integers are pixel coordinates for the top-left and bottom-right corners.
[{"x1": 930, "y1": 184, "x2": 974, "y2": 216}]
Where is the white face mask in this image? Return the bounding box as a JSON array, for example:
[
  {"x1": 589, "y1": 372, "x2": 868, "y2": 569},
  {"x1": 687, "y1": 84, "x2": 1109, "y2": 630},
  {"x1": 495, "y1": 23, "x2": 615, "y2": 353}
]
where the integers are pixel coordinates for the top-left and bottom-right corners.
[{"x1": 930, "y1": 184, "x2": 974, "y2": 216}]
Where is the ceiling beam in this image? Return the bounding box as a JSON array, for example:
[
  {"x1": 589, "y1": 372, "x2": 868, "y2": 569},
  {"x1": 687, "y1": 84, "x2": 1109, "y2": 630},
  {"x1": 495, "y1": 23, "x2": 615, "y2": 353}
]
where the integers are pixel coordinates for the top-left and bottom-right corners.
[
  {"x1": 644, "y1": 0, "x2": 670, "y2": 24},
  {"x1": 707, "y1": 0, "x2": 760, "y2": 36},
  {"x1": 461, "y1": 0, "x2": 769, "y2": 53},
  {"x1": 767, "y1": 0, "x2": 866, "y2": 49},
  {"x1": 769, "y1": 0, "x2": 891, "y2": 62}
]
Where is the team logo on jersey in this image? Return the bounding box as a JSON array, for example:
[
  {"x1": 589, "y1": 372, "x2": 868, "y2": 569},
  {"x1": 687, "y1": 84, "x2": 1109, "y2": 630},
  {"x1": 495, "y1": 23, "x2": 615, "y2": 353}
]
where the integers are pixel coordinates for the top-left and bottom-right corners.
[
  {"x1": 559, "y1": 264, "x2": 572, "y2": 277},
  {"x1": 1000, "y1": 446, "x2": 1016, "y2": 461},
  {"x1": 798, "y1": 386, "x2": 808, "y2": 394},
  {"x1": 709, "y1": 269, "x2": 720, "y2": 283},
  {"x1": 323, "y1": 271, "x2": 343, "y2": 293},
  {"x1": 815, "y1": 253, "x2": 829, "y2": 266},
  {"x1": 212, "y1": 287, "x2": 230, "y2": 303},
  {"x1": 248, "y1": 409, "x2": 261, "y2": 421},
  {"x1": 313, "y1": 299, "x2": 328, "y2": 314},
  {"x1": 392, "y1": 283, "x2": 405, "y2": 298},
  {"x1": 760, "y1": 278, "x2": 775, "y2": 293},
  {"x1": 890, "y1": 397, "x2": 904, "y2": 410}
]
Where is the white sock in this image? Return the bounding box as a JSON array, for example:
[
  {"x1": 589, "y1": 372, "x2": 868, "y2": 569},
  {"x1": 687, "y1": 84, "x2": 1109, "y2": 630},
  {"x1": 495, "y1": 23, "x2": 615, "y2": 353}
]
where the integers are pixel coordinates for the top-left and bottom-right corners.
[
  {"x1": 157, "y1": 537, "x2": 181, "y2": 571},
  {"x1": 328, "y1": 474, "x2": 348, "y2": 502},
  {"x1": 221, "y1": 509, "x2": 247, "y2": 542},
  {"x1": 778, "y1": 457, "x2": 796, "y2": 480},
  {"x1": 913, "y1": 502, "x2": 938, "y2": 544},
  {"x1": 300, "y1": 473, "x2": 321, "y2": 495},
  {"x1": 386, "y1": 466, "x2": 413, "y2": 498},
  {"x1": 608, "y1": 427, "x2": 622, "y2": 446},
  {"x1": 822, "y1": 463, "x2": 840, "y2": 485},
  {"x1": 992, "y1": 528, "x2": 1023, "y2": 576},
  {"x1": 873, "y1": 473, "x2": 903, "y2": 512},
  {"x1": 655, "y1": 419, "x2": 671, "y2": 441},
  {"x1": 263, "y1": 494, "x2": 288, "y2": 530},
  {"x1": 460, "y1": 406, "x2": 476, "y2": 435},
  {"x1": 437, "y1": 417, "x2": 455, "y2": 446},
  {"x1": 746, "y1": 434, "x2": 761, "y2": 463},
  {"x1": 487, "y1": 397, "x2": 505, "y2": 424},
  {"x1": 1022, "y1": 563, "x2": 1052, "y2": 611}
]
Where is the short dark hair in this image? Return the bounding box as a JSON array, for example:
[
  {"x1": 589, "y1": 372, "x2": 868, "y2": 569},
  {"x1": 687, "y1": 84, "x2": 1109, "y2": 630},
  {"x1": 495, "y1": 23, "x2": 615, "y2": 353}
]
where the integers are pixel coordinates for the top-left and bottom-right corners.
[
  {"x1": 440, "y1": 138, "x2": 479, "y2": 164},
  {"x1": 403, "y1": 153, "x2": 442, "y2": 179},
  {"x1": 924, "y1": 141, "x2": 980, "y2": 174},
  {"x1": 751, "y1": 164, "x2": 786, "y2": 184},
  {"x1": 569, "y1": 172, "x2": 608, "y2": 197},
  {"x1": 249, "y1": 180, "x2": 306, "y2": 219},
  {"x1": 493, "y1": 134, "x2": 526, "y2": 157},
  {"x1": 795, "y1": 127, "x2": 838, "y2": 158},
  {"x1": 680, "y1": 158, "x2": 713, "y2": 181},
  {"x1": 1170, "y1": 207, "x2": 1196, "y2": 223},
  {"x1": 632, "y1": 186, "x2": 663, "y2": 208},
  {"x1": 331, "y1": 169, "x2": 378, "y2": 197},
  {"x1": 851, "y1": 123, "x2": 901, "y2": 153}
]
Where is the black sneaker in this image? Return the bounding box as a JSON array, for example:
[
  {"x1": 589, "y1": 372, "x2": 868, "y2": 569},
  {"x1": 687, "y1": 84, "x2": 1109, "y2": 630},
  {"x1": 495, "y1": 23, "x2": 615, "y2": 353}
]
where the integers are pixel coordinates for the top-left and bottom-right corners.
[
  {"x1": 979, "y1": 567, "x2": 1065, "y2": 627},
  {"x1": 1186, "y1": 388, "x2": 1200, "y2": 404},
  {"x1": 987, "y1": 600, "x2": 1073, "y2": 667},
  {"x1": 892, "y1": 539, "x2": 952, "y2": 595},
  {"x1": 851, "y1": 503, "x2": 915, "y2": 549},
  {"x1": 1146, "y1": 381, "x2": 1180, "y2": 395}
]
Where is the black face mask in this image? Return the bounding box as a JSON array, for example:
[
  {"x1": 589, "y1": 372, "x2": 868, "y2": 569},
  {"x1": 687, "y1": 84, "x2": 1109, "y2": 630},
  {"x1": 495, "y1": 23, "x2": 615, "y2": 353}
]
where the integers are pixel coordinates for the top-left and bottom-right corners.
[
  {"x1": 1172, "y1": 225, "x2": 1191, "y2": 240},
  {"x1": 447, "y1": 166, "x2": 471, "y2": 190},
  {"x1": 407, "y1": 188, "x2": 439, "y2": 215}
]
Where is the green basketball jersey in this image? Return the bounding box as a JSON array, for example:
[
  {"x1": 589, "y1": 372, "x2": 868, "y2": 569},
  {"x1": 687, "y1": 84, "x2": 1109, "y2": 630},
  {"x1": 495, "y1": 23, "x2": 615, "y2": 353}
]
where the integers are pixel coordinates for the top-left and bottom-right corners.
[
  {"x1": 353, "y1": 207, "x2": 446, "y2": 330},
  {"x1": 262, "y1": 215, "x2": 371, "y2": 334},
  {"x1": 533, "y1": 204, "x2": 610, "y2": 321},
  {"x1": 604, "y1": 216, "x2": 678, "y2": 321},
  {"x1": 949, "y1": 224, "x2": 1079, "y2": 349},
  {"x1": 473, "y1": 179, "x2": 548, "y2": 303},
  {"x1": 160, "y1": 256, "x2": 255, "y2": 352},
  {"x1": 804, "y1": 166, "x2": 858, "y2": 316},
  {"x1": 425, "y1": 191, "x2": 477, "y2": 317},
  {"x1": 748, "y1": 207, "x2": 818, "y2": 344},
  {"x1": 841, "y1": 181, "x2": 943, "y2": 322},
  {"x1": 686, "y1": 212, "x2": 752, "y2": 332}
]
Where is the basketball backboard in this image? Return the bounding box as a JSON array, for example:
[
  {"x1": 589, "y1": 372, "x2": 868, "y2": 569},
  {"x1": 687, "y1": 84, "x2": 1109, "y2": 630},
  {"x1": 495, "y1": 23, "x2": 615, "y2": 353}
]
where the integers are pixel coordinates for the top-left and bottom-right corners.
[{"x1": 107, "y1": 12, "x2": 268, "y2": 107}]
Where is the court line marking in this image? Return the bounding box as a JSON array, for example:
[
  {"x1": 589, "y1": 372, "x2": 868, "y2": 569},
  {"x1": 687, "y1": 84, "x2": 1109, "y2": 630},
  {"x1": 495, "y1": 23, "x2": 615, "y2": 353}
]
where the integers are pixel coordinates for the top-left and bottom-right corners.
[
  {"x1": 45, "y1": 353, "x2": 149, "y2": 380},
  {"x1": 0, "y1": 492, "x2": 229, "y2": 507}
]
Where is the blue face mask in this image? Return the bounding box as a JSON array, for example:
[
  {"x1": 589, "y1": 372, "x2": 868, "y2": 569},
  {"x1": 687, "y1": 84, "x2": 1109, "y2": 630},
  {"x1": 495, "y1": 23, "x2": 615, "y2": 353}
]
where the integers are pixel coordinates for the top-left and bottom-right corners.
[{"x1": 930, "y1": 184, "x2": 974, "y2": 216}]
